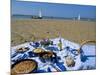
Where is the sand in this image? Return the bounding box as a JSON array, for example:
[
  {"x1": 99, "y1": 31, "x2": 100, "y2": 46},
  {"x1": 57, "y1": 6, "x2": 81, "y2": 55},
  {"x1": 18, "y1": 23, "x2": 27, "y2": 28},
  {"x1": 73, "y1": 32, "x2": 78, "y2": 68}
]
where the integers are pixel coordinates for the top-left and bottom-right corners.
[{"x1": 11, "y1": 19, "x2": 96, "y2": 46}]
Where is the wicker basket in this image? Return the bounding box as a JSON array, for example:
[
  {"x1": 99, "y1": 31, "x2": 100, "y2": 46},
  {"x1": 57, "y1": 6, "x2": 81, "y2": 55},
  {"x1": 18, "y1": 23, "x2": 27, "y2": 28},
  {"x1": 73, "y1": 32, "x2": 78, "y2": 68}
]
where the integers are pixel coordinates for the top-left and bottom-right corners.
[{"x1": 77, "y1": 40, "x2": 96, "y2": 54}]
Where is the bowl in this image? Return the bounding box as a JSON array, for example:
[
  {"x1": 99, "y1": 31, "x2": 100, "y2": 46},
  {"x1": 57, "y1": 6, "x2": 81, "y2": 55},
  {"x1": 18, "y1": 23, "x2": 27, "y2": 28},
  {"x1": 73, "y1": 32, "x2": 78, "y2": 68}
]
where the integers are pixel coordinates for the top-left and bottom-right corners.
[
  {"x1": 33, "y1": 48, "x2": 45, "y2": 54},
  {"x1": 65, "y1": 56, "x2": 75, "y2": 67},
  {"x1": 16, "y1": 47, "x2": 29, "y2": 53}
]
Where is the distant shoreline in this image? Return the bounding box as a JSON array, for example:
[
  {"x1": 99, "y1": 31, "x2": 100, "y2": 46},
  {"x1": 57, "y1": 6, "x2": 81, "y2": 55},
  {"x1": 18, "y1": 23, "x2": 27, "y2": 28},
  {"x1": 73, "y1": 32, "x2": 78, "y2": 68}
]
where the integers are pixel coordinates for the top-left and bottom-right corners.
[{"x1": 11, "y1": 15, "x2": 96, "y2": 22}]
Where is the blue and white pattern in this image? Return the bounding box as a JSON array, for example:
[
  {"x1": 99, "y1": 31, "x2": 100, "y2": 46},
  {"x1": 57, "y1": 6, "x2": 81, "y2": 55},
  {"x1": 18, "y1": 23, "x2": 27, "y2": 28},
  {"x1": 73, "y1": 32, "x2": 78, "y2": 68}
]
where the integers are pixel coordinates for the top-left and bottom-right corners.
[{"x1": 11, "y1": 38, "x2": 96, "y2": 73}]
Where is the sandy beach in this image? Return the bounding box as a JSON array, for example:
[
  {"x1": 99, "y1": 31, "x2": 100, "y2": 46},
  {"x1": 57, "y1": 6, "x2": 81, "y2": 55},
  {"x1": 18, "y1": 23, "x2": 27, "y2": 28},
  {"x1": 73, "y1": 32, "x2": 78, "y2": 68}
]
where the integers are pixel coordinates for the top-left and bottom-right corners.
[{"x1": 11, "y1": 19, "x2": 96, "y2": 46}]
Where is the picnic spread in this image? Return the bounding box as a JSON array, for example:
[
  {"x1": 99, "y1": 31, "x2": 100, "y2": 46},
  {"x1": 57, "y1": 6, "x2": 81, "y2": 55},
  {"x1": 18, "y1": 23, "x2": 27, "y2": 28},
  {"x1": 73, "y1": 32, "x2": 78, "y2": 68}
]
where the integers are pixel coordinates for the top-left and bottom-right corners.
[{"x1": 11, "y1": 38, "x2": 96, "y2": 74}]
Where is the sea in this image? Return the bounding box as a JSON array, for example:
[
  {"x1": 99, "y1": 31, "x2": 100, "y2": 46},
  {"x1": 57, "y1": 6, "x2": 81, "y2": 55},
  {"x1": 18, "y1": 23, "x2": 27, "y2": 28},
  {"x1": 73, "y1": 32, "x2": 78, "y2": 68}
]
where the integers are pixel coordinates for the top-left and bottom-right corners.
[{"x1": 11, "y1": 15, "x2": 96, "y2": 21}]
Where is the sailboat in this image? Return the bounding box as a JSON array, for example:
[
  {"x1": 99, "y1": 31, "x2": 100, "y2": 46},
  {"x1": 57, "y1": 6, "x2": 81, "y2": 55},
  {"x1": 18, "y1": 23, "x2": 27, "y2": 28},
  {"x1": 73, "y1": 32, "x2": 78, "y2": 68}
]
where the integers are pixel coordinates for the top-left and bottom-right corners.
[
  {"x1": 78, "y1": 14, "x2": 80, "y2": 20},
  {"x1": 38, "y1": 9, "x2": 42, "y2": 19}
]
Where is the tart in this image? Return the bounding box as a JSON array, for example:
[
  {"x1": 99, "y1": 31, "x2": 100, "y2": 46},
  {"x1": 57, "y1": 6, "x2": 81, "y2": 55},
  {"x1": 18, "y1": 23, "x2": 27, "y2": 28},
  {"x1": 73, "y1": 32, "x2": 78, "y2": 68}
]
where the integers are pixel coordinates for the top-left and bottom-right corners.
[{"x1": 11, "y1": 59, "x2": 37, "y2": 74}]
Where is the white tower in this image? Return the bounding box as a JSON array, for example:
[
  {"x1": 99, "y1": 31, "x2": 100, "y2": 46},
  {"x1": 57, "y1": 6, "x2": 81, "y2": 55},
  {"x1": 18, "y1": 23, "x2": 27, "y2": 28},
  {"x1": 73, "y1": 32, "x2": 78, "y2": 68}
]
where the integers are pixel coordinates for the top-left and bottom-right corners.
[
  {"x1": 39, "y1": 9, "x2": 42, "y2": 18},
  {"x1": 78, "y1": 14, "x2": 80, "y2": 20}
]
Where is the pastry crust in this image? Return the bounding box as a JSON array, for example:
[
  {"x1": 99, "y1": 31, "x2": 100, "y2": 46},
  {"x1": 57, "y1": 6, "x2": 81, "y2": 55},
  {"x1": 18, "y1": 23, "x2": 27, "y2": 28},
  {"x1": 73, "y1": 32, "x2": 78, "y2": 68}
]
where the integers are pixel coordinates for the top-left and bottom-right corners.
[{"x1": 11, "y1": 59, "x2": 37, "y2": 74}]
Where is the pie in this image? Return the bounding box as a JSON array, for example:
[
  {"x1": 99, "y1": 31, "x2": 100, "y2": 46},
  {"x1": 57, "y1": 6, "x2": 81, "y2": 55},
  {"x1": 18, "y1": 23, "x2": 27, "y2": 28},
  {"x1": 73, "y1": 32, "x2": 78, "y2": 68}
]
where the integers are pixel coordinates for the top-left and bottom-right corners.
[{"x1": 11, "y1": 59, "x2": 37, "y2": 74}]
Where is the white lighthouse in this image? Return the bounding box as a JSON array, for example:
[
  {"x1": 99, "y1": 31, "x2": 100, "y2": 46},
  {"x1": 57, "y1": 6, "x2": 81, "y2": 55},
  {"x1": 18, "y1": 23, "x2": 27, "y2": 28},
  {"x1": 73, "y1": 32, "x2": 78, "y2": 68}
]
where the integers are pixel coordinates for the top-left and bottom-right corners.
[{"x1": 78, "y1": 14, "x2": 80, "y2": 20}]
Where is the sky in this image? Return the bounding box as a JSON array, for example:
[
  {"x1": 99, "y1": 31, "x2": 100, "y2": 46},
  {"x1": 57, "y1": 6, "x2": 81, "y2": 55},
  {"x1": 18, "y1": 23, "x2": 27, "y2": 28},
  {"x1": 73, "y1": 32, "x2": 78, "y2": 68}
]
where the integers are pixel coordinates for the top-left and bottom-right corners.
[{"x1": 11, "y1": 0, "x2": 96, "y2": 18}]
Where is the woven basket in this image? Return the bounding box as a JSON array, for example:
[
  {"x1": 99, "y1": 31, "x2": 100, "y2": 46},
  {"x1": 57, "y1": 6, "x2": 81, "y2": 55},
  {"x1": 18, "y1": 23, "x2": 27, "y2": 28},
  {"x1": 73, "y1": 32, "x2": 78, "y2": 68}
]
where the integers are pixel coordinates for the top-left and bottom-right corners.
[{"x1": 77, "y1": 40, "x2": 96, "y2": 54}]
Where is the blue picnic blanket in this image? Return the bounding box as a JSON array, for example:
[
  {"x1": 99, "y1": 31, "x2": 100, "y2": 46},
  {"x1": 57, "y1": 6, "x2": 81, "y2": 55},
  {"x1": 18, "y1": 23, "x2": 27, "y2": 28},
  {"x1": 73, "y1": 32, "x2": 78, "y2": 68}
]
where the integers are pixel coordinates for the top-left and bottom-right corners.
[{"x1": 11, "y1": 38, "x2": 96, "y2": 73}]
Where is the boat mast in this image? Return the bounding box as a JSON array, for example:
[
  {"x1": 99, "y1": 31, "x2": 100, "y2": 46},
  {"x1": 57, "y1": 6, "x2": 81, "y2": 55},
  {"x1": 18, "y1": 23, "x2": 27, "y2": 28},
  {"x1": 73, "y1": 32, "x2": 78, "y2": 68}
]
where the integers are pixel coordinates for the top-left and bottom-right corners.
[
  {"x1": 39, "y1": 9, "x2": 42, "y2": 18},
  {"x1": 78, "y1": 14, "x2": 80, "y2": 20}
]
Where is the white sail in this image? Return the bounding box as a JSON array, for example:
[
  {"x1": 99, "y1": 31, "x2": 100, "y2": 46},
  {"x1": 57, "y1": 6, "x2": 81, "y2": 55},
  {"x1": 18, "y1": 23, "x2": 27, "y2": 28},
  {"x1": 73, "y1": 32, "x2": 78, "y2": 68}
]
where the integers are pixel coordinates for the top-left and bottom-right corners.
[
  {"x1": 39, "y1": 9, "x2": 42, "y2": 18},
  {"x1": 78, "y1": 14, "x2": 80, "y2": 20}
]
